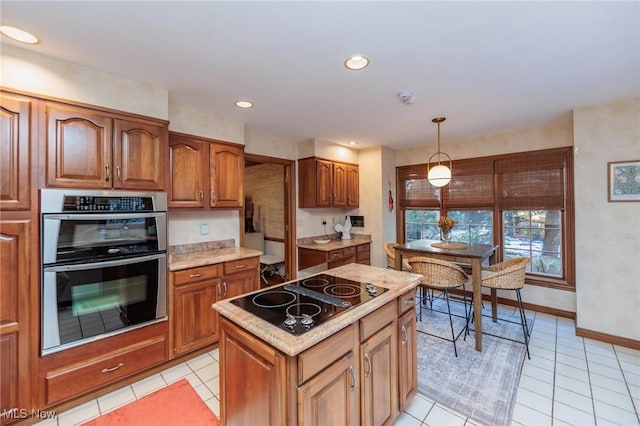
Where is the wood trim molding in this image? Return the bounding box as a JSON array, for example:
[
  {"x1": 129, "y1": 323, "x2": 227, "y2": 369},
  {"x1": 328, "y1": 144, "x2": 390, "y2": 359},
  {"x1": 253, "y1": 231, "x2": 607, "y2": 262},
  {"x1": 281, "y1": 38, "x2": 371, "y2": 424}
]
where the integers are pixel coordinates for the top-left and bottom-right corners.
[{"x1": 576, "y1": 327, "x2": 640, "y2": 351}]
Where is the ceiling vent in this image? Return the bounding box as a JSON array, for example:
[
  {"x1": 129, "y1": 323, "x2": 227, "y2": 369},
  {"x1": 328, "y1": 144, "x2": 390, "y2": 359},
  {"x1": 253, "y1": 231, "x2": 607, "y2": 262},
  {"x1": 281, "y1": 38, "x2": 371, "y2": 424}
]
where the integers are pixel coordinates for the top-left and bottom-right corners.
[{"x1": 397, "y1": 91, "x2": 415, "y2": 105}]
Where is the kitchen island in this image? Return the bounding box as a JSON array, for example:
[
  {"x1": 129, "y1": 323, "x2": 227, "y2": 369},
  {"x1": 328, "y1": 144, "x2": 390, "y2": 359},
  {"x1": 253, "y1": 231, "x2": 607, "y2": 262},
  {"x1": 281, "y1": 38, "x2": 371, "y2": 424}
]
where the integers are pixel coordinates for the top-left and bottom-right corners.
[{"x1": 212, "y1": 263, "x2": 423, "y2": 426}]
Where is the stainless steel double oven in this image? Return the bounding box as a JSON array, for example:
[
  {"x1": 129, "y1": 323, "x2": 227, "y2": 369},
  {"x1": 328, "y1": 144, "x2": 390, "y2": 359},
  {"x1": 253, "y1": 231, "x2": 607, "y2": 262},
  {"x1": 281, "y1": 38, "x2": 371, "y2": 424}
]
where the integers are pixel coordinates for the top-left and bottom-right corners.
[{"x1": 41, "y1": 189, "x2": 168, "y2": 355}]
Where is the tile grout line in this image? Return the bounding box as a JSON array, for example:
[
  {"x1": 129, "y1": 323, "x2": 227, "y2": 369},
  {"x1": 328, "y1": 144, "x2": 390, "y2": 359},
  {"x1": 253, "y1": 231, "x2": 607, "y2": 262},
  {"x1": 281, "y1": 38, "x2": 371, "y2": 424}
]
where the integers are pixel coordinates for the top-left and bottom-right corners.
[{"x1": 612, "y1": 345, "x2": 640, "y2": 423}]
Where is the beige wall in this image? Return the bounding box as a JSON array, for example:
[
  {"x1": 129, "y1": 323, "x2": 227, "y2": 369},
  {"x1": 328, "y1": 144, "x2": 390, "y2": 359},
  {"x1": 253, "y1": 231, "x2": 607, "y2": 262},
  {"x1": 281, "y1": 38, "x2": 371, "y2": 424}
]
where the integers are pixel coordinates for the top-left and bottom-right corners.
[{"x1": 573, "y1": 98, "x2": 640, "y2": 341}]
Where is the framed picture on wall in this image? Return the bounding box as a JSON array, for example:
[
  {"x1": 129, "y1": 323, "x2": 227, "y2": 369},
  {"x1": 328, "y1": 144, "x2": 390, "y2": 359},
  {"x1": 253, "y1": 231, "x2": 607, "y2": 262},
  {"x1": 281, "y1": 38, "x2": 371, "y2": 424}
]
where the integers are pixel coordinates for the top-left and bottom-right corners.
[{"x1": 608, "y1": 160, "x2": 640, "y2": 202}]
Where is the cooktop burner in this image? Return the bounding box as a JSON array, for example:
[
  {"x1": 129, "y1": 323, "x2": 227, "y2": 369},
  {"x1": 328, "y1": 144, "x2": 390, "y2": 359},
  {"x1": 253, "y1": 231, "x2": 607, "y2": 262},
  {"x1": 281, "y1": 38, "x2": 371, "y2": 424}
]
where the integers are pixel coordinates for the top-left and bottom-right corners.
[{"x1": 230, "y1": 274, "x2": 388, "y2": 335}]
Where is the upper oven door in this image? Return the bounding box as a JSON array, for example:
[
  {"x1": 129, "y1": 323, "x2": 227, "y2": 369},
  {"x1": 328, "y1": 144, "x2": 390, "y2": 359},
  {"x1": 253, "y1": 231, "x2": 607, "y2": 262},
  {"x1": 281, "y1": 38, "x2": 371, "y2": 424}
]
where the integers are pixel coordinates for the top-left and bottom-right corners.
[{"x1": 42, "y1": 212, "x2": 167, "y2": 265}]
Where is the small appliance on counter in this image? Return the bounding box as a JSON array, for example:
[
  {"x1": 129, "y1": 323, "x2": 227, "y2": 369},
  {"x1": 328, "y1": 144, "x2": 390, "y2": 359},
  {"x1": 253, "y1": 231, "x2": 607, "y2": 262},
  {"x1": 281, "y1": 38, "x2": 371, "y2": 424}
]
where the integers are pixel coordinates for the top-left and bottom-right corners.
[{"x1": 334, "y1": 216, "x2": 352, "y2": 239}]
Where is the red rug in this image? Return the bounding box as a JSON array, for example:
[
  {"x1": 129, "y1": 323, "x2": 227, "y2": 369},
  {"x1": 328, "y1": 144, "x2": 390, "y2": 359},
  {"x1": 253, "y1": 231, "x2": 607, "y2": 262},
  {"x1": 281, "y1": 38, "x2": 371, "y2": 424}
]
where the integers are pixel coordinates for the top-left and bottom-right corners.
[{"x1": 83, "y1": 379, "x2": 219, "y2": 426}]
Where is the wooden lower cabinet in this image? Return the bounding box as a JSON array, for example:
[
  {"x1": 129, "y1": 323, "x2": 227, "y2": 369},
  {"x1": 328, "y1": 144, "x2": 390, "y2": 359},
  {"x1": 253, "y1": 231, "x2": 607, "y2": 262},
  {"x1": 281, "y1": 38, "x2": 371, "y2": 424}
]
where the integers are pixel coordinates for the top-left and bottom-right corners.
[
  {"x1": 171, "y1": 257, "x2": 259, "y2": 357},
  {"x1": 0, "y1": 220, "x2": 31, "y2": 424},
  {"x1": 38, "y1": 321, "x2": 169, "y2": 407},
  {"x1": 219, "y1": 291, "x2": 417, "y2": 426},
  {"x1": 298, "y1": 242, "x2": 370, "y2": 271},
  {"x1": 219, "y1": 318, "x2": 287, "y2": 426},
  {"x1": 398, "y1": 307, "x2": 418, "y2": 410}
]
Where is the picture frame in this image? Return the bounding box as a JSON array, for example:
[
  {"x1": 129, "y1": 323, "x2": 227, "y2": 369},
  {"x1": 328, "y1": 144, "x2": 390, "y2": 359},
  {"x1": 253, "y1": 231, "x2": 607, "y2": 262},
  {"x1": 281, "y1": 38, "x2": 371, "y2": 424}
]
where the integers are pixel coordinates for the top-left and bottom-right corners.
[{"x1": 608, "y1": 160, "x2": 640, "y2": 202}]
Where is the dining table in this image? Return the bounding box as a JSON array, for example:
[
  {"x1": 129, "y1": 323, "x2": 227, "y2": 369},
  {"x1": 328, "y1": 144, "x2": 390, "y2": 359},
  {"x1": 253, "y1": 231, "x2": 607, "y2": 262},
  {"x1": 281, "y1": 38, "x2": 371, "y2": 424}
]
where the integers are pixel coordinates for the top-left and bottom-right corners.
[{"x1": 394, "y1": 239, "x2": 498, "y2": 351}]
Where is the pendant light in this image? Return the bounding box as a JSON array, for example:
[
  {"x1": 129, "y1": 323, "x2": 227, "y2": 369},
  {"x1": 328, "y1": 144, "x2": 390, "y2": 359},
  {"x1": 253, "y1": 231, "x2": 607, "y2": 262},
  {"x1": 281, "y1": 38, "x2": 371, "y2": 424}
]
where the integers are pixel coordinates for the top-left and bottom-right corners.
[{"x1": 427, "y1": 117, "x2": 452, "y2": 187}]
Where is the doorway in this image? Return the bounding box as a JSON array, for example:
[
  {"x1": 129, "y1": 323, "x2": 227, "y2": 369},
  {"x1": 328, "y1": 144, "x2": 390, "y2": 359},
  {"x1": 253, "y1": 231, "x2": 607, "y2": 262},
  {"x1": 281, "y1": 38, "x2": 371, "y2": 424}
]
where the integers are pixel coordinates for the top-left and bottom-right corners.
[{"x1": 243, "y1": 153, "x2": 296, "y2": 283}]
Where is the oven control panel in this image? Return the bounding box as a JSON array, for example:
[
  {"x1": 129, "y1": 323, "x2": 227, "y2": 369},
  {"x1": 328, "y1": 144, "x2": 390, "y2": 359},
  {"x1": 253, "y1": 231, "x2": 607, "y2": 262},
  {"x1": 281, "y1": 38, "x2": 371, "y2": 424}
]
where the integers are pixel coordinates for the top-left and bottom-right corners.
[{"x1": 63, "y1": 195, "x2": 153, "y2": 212}]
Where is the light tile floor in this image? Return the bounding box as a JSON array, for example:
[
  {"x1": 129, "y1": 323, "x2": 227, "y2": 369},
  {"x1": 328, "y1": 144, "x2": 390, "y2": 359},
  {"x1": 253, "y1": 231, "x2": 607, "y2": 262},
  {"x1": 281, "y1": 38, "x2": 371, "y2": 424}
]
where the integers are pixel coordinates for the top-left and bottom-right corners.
[{"x1": 36, "y1": 309, "x2": 639, "y2": 426}]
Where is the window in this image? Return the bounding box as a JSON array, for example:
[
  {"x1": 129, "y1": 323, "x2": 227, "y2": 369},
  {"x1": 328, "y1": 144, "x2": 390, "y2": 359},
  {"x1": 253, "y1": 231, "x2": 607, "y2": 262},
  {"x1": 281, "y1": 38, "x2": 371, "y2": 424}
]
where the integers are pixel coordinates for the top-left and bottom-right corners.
[
  {"x1": 448, "y1": 210, "x2": 493, "y2": 245},
  {"x1": 503, "y1": 210, "x2": 562, "y2": 277},
  {"x1": 405, "y1": 209, "x2": 439, "y2": 242},
  {"x1": 396, "y1": 147, "x2": 574, "y2": 290}
]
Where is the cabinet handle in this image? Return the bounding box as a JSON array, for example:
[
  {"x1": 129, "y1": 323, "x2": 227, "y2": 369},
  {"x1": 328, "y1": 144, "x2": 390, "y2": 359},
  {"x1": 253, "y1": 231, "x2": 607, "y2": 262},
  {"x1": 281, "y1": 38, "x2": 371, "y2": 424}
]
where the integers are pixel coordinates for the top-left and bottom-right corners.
[
  {"x1": 200, "y1": 191, "x2": 204, "y2": 202},
  {"x1": 349, "y1": 366, "x2": 356, "y2": 392},
  {"x1": 189, "y1": 273, "x2": 203, "y2": 278},
  {"x1": 401, "y1": 325, "x2": 408, "y2": 345},
  {"x1": 116, "y1": 165, "x2": 121, "y2": 183},
  {"x1": 211, "y1": 190, "x2": 216, "y2": 204},
  {"x1": 223, "y1": 282, "x2": 227, "y2": 296},
  {"x1": 404, "y1": 298, "x2": 415, "y2": 305},
  {"x1": 235, "y1": 264, "x2": 247, "y2": 269},
  {"x1": 105, "y1": 165, "x2": 110, "y2": 182},
  {"x1": 101, "y1": 362, "x2": 124, "y2": 373},
  {"x1": 364, "y1": 353, "x2": 371, "y2": 378},
  {"x1": 217, "y1": 283, "x2": 221, "y2": 297}
]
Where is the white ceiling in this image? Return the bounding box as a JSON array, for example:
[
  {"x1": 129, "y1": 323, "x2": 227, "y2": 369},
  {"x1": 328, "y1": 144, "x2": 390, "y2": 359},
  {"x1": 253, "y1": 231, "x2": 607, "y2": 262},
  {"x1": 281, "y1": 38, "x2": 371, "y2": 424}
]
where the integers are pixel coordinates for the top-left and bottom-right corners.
[{"x1": 1, "y1": 1, "x2": 638, "y2": 149}]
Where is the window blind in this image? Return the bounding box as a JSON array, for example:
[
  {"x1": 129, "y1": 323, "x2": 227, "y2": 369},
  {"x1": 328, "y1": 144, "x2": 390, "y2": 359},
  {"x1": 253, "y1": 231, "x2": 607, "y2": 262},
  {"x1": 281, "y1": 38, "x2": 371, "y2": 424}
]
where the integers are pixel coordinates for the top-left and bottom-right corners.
[{"x1": 397, "y1": 164, "x2": 440, "y2": 208}]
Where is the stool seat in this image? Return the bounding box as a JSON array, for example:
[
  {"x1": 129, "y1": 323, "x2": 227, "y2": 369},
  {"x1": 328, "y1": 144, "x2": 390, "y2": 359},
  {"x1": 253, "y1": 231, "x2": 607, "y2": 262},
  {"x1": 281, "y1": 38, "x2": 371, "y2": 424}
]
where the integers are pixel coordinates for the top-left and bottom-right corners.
[{"x1": 260, "y1": 255, "x2": 284, "y2": 285}]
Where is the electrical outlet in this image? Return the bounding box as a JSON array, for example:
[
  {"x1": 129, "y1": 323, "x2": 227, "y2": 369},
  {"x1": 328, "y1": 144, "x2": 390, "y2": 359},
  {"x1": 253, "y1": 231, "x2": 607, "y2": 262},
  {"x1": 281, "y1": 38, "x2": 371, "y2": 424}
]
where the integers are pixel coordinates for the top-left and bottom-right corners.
[
  {"x1": 322, "y1": 218, "x2": 327, "y2": 225},
  {"x1": 199, "y1": 224, "x2": 209, "y2": 235}
]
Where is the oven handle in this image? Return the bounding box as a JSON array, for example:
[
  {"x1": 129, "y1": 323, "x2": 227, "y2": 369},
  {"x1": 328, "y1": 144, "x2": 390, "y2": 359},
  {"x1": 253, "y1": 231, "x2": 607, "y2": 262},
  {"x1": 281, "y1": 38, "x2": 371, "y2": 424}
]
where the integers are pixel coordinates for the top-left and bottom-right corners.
[
  {"x1": 43, "y1": 213, "x2": 166, "y2": 221},
  {"x1": 43, "y1": 253, "x2": 166, "y2": 272}
]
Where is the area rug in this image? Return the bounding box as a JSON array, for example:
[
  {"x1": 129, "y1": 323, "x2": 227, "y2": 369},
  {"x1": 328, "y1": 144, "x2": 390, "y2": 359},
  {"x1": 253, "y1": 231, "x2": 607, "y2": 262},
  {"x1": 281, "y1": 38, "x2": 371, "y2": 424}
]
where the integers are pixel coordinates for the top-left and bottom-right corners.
[
  {"x1": 83, "y1": 379, "x2": 219, "y2": 426},
  {"x1": 416, "y1": 295, "x2": 533, "y2": 426}
]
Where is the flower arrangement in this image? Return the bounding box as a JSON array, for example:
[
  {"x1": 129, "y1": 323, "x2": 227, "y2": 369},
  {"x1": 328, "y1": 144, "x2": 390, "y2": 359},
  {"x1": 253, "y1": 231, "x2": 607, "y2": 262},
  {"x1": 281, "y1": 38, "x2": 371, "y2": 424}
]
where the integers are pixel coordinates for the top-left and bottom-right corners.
[{"x1": 437, "y1": 216, "x2": 457, "y2": 234}]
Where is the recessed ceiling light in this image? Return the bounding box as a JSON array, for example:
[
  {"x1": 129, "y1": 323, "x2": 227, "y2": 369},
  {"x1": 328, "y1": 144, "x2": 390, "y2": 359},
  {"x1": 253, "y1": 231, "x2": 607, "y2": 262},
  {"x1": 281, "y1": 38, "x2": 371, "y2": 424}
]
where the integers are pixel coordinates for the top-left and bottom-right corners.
[
  {"x1": 0, "y1": 25, "x2": 39, "y2": 44},
  {"x1": 344, "y1": 55, "x2": 369, "y2": 71},
  {"x1": 235, "y1": 100, "x2": 253, "y2": 108},
  {"x1": 349, "y1": 141, "x2": 357, "y2": 146}
]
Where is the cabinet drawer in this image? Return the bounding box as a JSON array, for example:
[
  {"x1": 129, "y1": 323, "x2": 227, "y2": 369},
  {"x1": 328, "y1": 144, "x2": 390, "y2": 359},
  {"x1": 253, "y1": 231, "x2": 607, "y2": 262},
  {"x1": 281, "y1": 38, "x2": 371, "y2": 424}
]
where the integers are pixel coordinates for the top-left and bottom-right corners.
[
  {"x1": 45, "y1": 336, "x2": 166, "y2": 405},
  {"x1": 224, "y1": 256, "x2": 259, "y2": 275},
  {"x1": 298, "y1": 324, "x2": 356, "y2": 385},
  {"x1": 356, "y1": 243, "x2": 370, "y2": 254},
  {"x1": 397, "y1": 289, "x2": 417, "y2": 316},
  {"x1": 328, "y1": 249, "x2": 345, "y2": 260},
  {"x1": 359, "y1": 301, "x2": 396, "y2": 342},
  {"x1": 174, "y1": 264, "x2": 222, "y2": 286},
  {"x1": 343, "y1": 246, "x2": 356, "y2": 257},
  {"x1": 356, "y1": 251, "x2": 370, "y2": 262}
]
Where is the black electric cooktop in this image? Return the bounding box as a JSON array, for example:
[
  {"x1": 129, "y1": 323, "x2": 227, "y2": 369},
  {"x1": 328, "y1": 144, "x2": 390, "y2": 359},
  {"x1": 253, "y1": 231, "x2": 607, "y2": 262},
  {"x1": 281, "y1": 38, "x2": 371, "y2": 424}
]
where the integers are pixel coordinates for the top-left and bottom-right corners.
[{"x1": 230, "y1": 274, "x2": 388, "y2": 335}]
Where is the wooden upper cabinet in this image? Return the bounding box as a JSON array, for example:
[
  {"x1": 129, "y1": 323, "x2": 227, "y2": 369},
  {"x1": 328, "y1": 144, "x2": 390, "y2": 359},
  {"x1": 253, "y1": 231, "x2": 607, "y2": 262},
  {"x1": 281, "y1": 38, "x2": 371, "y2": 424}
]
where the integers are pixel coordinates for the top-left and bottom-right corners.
[
  {"x1": 44, "y1": 102, "x2": 168, "y2": 190},
  {"x1": 347, "y1": 164, "x2": 359, "y2": 207},
  {"x1": 169, "y1": 132, "x2": 244, "y2": 209},
  {"x1": 315, "y1": 159, "x2": 333, "y2": 207},
  {"x1": 210, "y1": 143, "x2": 243, "y2": 208},
  {"x1": 333, "y1": 162, "x2": 348, "y2": 207},
  {"x1": 113, "y1": 119, "x2": 167, "y2": 191},
  {"x1": 0, "y1": 93, "x2": 33, "y2": 211},
  {"x1": 45, "y1": 102, "x2": 112, "y2": 189},
  {"x1": 169, "y1": 135, "x2": 207, "y2": 208},
  {"x1": 298, "y1": 157, "x2": 359, "y2": 208}
]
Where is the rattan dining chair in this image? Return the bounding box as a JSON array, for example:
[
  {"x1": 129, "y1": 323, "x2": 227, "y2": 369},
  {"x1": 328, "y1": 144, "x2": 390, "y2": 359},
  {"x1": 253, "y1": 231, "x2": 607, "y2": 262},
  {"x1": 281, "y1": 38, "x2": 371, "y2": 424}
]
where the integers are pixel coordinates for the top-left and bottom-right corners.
[
  {"x1": 409, "y1": 256, "x2": 471, "y2": 357},
  {"x1": 480, "y1": 257, "x2": 531, "y2": 359},
  {"x1": 383, "y1": 242, "x2": 411, "y2": 271}
]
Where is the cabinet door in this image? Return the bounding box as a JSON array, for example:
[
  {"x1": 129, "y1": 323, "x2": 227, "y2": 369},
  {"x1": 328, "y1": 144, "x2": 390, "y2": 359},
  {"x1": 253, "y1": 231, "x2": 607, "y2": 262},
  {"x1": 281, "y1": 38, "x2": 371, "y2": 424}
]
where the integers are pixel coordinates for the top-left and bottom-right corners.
[
  {"x1": 398, "y1": 308, "x2": 418, "y2": 411},
  {"x1": 0, "y1": 93, "x2": 32, "y2": 210},
  {"x1": 168, "y1": 135, "x2": 208, "y2": 208},
  {"x1": 174, "y1": 279, "x2": 221, "y2": 355},
  {"x1": 45, "y1": 102, "x2": 112, "y2": 188},
  {"x1": 315, "y1": 159, "x2": 333, "y2": 207},
  {"x1": 298, "y1": 351, "x2": 360, "y2": 426},
  {"x1": 0, "y1": 221, "x2": 30, "y2": 416},
  {"x1": 347, "y1": 165, "x2": 359, "y2": 207},
  {"x1": 361, "y1": 322, "x2": 398, "y2": 426},
  {"x1": 210, "y1": 143, "x2": 243, "y2": 208},
  {"x1": 222, "y1": 269, "x2": 259, "y2": 300},
  {"x1": 220, "y1": 319, "x2": 286, "y2": 426},
  {"x1": 113, "y1": 119, "x2": 167, "y2": 191},
  {"x1": 333, "y1": 162, "x2": 348, "y2": 207}
]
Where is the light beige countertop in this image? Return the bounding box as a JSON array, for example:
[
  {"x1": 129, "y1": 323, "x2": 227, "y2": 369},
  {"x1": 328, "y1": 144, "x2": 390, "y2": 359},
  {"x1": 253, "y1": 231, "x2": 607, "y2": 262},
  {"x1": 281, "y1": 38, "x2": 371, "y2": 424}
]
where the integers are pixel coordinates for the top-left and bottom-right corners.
[
  {"x1": 212, "y1": 263, "x2": 422, "y2": 356},
  {"x1": 169, "y1": 247, "x2": 263, "y2": 271},
  {"x1": 297, "y1": 237, "x2": 371, "y2": 252}
]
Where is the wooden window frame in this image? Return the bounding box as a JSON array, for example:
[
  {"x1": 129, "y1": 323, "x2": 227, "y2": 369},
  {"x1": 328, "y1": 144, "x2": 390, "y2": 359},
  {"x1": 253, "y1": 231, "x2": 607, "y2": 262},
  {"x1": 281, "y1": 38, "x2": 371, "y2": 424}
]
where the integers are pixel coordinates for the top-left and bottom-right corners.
[{"x1": 397, "y1": 147, "x2": 575, "y2": 291}]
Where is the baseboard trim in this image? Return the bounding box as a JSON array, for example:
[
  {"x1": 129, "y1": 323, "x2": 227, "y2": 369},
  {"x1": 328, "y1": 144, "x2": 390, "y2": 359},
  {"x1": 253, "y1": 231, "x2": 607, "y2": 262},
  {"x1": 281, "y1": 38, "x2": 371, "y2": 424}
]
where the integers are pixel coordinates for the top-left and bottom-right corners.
[
  {"x1": 445, "y1": 288, "x2": 640, "y2": 350},
  {"x1": 576, "y1": 327, "x2": 640, "y2": 351}
]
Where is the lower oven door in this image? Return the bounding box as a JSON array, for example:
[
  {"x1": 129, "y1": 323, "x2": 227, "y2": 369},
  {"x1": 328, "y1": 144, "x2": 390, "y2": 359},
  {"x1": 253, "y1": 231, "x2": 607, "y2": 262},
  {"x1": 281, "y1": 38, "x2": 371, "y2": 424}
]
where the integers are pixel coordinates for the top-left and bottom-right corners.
[{"x1": 42, "y1": 253, "x2": 167, "y2": 355}]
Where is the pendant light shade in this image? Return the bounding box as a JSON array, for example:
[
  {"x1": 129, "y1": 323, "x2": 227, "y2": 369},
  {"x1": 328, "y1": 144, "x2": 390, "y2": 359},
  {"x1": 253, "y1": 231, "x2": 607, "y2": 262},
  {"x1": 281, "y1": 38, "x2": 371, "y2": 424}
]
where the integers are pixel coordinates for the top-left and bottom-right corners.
[{"x1": 427, "y1": 117, "x2": 452, "y2": 187}]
